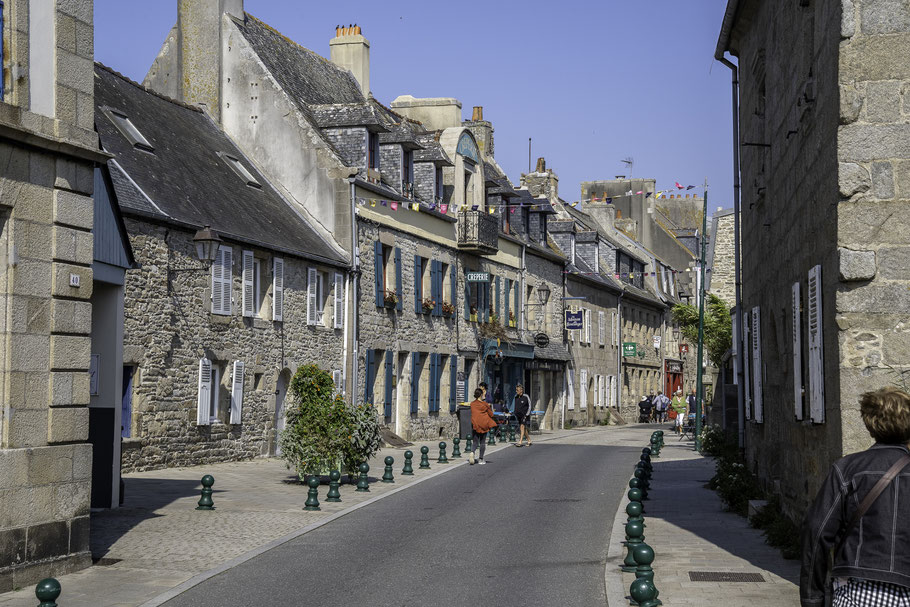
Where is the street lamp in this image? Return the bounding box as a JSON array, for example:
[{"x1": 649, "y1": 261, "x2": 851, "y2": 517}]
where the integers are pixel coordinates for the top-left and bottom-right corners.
[
  {"x1": 536, "y1": 283, "x2": 550, "y2": 306},
  {"x1": 193, "y1": 225, "x2": 222, "y2": 266}
]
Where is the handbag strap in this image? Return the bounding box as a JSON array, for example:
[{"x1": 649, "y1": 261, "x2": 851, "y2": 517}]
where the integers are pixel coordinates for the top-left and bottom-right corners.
[{"x1": 835, "y1": 453, "x2": 910, "y2": 556}]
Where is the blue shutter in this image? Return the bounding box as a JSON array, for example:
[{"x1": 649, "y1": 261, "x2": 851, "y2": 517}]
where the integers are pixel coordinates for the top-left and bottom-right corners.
[
  {"x1": 374, "y1": 242, "x2": 383, "y2": 307},
  {"x1": 483, "y1": 282, "x2": 490, "y2": 323},
  {"x1": 464, "y1": 272, "x2": 472, "y2": 318},
  {"x1": 514, "y1": 280, "x2": 520, "y2": 326},
  {"x1": 495, "y1": 276, "x2": 501, "y2": 319},
  {"x1": 429, "y1": 353, "x2": 438, "y2": 413},
  {"x1": 365, "y1": 350, "x2": 375, "y2": 405},
  {"x1": 450, "y1": 265, "x2": 457, "y2": 314},
  {"x1": 394, "y1": 248, "x2": 403, "y2": 311},
  {"x1": 414, "y1": 255, "x2": 423, "y2": 314},
  {"x1": 504, "y1": 279, "x2": 510, "y2": 324},
  {"x1": 432, "y1": 261, "x2": 442, "y2": 316},
  {"x1": 449, "y1": 355, "x2": 458, "y2": 412},
  {"x1": 410, "y1": 352, "x2": 420, "y2": 414},
  {"x1": 384, "y1": 350, "x2": 394, "y2": 419}
]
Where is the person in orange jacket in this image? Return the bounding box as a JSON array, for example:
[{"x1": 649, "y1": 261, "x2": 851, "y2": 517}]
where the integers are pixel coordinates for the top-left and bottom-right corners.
[{"x1": 469, "y1": 387, "x2": 497, "y2": 465}]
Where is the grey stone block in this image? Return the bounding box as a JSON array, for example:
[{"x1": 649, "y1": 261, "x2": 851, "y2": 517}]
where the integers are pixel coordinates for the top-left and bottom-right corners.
[
  {"x1": 872, "y1": 161, "x2": 895, "y2": 199},
  {"x1": 838, "y1": 162, "x2": 870, "y2": 197},
  {"x1": 861, "y1": 0, "x2": 910, "y2": 34},
  {"x1": 838, "y1": 123, "x2": 910, "y2": 162},
  {"x1": 25, "y1": 520, "x2": 69, "y2": 561},
  {"x1": 877, "y1": 245, "x2": 910, "y2": 279},
  {"x1": 842, "y1": 0, "x2": 856, "y2": 38},
  {"x1": 840, "y1": 85, "x2": 863, "y2": 124},
  {"x1": 866, "y1": 81, "x2": 902, "y2": 123}
]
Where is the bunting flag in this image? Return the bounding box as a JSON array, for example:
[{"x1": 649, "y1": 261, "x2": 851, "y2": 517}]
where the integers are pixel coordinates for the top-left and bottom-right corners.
[
  {"x1": 390, "y1": 201, "x2": 398, "y2": 211},
  {"x1": 370, "y1": 200, "x2": 376, "y2": 207},
  {"x1": 411, "y1": 202, "x2": 419, "y2": 212},
  {"x1": 675, "y1": 182, "x2": 684, "y2": 190},
  {"x1": 380, "y1": 200, "x2": 387, "y2": 206},
  {"x1": 440, "y1": 204, "x2": 448, "y2": 214},
  {"x1": 686, "y1": 185, "x2": 696, "y2": 190}
]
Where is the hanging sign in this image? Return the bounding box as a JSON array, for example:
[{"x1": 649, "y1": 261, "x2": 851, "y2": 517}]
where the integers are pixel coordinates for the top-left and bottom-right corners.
[
  {"x1": 466, "y1": 272, "x2": 490, "y2": 283},
  {"x1": 653, "y1": 335, "x2": 662, "y2": 349},
  {"x1": 456, "y1": 372, "x2": 466, "y2": 403},
  {"x1": 622, "y1": 342, "x2": 638, "y2": 357},
  {"x1": 565, "y1": 310, "x2": 584, "y2": 330},
  {"x1": 534, "y1": 333, "x2": 550, "y2": 348}
]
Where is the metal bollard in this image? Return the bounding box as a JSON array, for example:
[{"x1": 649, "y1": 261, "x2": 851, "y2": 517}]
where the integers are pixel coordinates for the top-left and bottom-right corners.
[
  {"x1": 509, "y1": 423, "x2": 516, "y2": 442},
  {"x1": 465, "y1": 433, "x2": 473, "y2": 454},
  {"x1": 451, "y1": 437, "x2": 461, "y2": 458},
  {"x1": 382, "y1": 456, "x2": 395, "y2": 483},
  {"x1": 629, "y1": 578, "x2": 659, "y2": 607},
  {"x1": 419, "y1": 446, "x2": 431, "y2": 469},
  {"x1": 304, "y1": 476, "x2": 321, "y2": 511},
  {"x1": 437, "y1": 441, "x2": 449, "y2": 464},
  {"x1": 35, "y1": 578, "x2": 61, "y2": 607},
  {"x1": 326, "y1": 470, "x2": 342, "y2": 502},
  {"x1": 402, "y1": 450, "x2": 415, "y2": 475},
  {"x1": 195, "y1": 474, "x2": 215, "y2": 510},
  {"x1": 622, "y1": 520, "x2": 644, "y2": 571},
  {"x1": 356, "y1": 462, "x2": 370, "y2": 492},
  {"x1": 488, "y1": 430, "x2": 496, "y2": 446}
]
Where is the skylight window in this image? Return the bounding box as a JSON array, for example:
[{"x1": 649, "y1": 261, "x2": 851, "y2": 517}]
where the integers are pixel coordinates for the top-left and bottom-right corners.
[
  {"x1": 219, "y1": 153, "x2": 261, "y2": 189},
  {"x1": 105, "y1": 108, "x2": 154, "y2": 152}
]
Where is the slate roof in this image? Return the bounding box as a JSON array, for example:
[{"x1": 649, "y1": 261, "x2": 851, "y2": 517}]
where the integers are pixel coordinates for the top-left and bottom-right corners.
[
  {"x1": 309, "y1": 103, "x2": 388, "y2": 130},
  {"x1": 534, "y1": 341, "x2": 571, "y2": 362},
  {"x1": 94, "y1": 64, "x2": 346, "y2": 265},
  {"x1": 413, "y1": 133, "x2": 453, "y2": 166}
]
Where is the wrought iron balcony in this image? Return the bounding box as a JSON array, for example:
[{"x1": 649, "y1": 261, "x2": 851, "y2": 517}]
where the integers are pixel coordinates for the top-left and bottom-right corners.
[{"x1": 458, "y1": 208, "x2": 498, "y2": 254}]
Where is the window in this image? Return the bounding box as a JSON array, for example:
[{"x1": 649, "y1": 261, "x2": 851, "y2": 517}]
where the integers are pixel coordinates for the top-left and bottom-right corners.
[
  {"x1": 435, "y1": 166, "x2": 444, "y2": 201},
  {"x1": 539, "y1": 214, "x2": 548, "y2": 245},
  {"x1": 368, "y1": 132, "x2": 380, "y2": 170},
  {"x1": 414, "y1": 255, "x2": 428, "y2": 314},
  {"x1": 242, "y1": 251, "x2": 263, "y2": 318},
  {"x1": 522, "y1": 207, "x2": 531, "y2": 235},
  {"x1": 402, "y1": 150, "x2": 414, "y2": 196},
  {"x1": 105, "y1": 109, "x2": 154, "y2": 152},
  {"x1": 220, "y1": 153, "x2": 261, "y2": 188},
  {"x1": 598, "y1": 311, "x2": 605, "y2": 346},
  {"x1": 196, "y1": 358, "x2": 222, "y2": 425},
  {"x1": 307, "y1": 267, "x2": 327, "y2": 326}
]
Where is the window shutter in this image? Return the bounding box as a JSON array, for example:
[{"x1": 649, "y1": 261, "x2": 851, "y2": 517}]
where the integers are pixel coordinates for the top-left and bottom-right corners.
[
  {"x1": 211, "y1": 251, "x2": 223, "y2": 314},
  {"x1": 585, "y1": 309, "x2": 592, "y2": 344},
  {"x1": 579, "y1": 369, "x2": 587, "y2": 410},
  {"x1": 242, "y1": 250, "x2": 255, "y2": 317},
  {"x1": 599, "y1": 311, "x2": 605, "y2": 345},
  {"x1": 221, "y1": 247, "x2": 233, "y2": 315},
  {"x1": 414, "y1": 255, "x2": 422, "y2": 314},
  {"x1": 307, "y1": 268, "x2": 318, "y2": 325},
  {"x1": 504, "y1": 279, "x2": 511, "y2": 322},
  {"x1": 751, "y1": 306, "x2": 763, "y2": 423},
  {"x1": 792, "y1": 282, "x2": 803, "y2": 421},
  {"x1": 743, "y1": 309, "x2": 752, "y2": 420},
  {"x1": 449, "y1": 355, "x2": 457, "y2": 412},
  {"x1": 515, "y1": 280, "x2": 521, "y2": 329},
  {"x1": 567, "y1": 369, "x2": 575, "y2": 410},
  {"x1": 332, "y1": 370, "x2": 343, "y2": 395},
  {"x1": 450, "y1": 264, "x2": 457, "y2": 312},
  {"x1": 374, "y1": 241, "x2": 383, "y2": 307},
  {"x1": 464, "y1": 272, "x2": 472, "y2": 317},
  {"x1": 365, "y1": 350, "x2": 375, "y2": 405},
  {"x1": 272, "y1": 257, "x2": 284, "y2": 321},
  {"x1": 609, "y1": 376, "x2": 616, "y2": 407},
  {"x1": 230, "y1": 360, "x2": 244, "y2": 424},
  {"x1": 384, "y1": 351, "x2": 394, "y2": 419},
  {"x1": 495, "y1": 276, "x2": 501, "y2": 318},
  {"x1": 432, "y1": 261, "x2": 442, "y2": 316},
  {"x1": 429, "y1": 353, "x2": 438, "y2": 413},
  {"x1": 196, "y1": 358, "x2": 212, "y2": 425},
  {"x1": 807, "y1": 265, "x2": 825, "y2": 423},
  {"x1": 334, "y1": 273, "x2": 344, "y2": 329},
  {"x1": 483, "y1": 281, "x2": 490, "y2": 323},
  {"x1": 394, "y1": 248, "x2": 403, "y2": 311},
  {"x1": 211, "y1": 246, "x2": 232, "y2": 315},
  {"x1": 410, "y1": 352, "x2": 420, "y2": 414}
]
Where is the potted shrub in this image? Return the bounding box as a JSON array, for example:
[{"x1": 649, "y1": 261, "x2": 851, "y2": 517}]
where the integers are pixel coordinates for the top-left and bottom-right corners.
[
  {"x1": 469, "y1": 305, "x2": 478, "y2": 322},
  {"x1": 422, "y1": 297, "x2": 436, "y2": 314},
  {"x1": 508, "y1": 310, "x2": 516, "y2": 327},
  {"x1": 278, "y1": 365, "x2": 382, "y2": 480},
  {"x1": 384, "y1": 291, "x2": 398, "y2": 308},
  {"x1": 441, "y1": 301, "x2": 456, "y2": 317},
  {"x1": 489, "y1": 310, "x2": 500, "y2": 325}
]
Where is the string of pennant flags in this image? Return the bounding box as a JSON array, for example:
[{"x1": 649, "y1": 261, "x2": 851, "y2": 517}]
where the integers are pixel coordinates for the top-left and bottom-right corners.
[{"x1": 563, "y1": 268, "x2": 712, "y2": 278}]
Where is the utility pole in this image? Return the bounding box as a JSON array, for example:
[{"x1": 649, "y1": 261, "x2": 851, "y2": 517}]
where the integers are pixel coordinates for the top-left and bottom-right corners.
[{"x1": 695, "y1": 178, "x2": 708, "y2": 452}]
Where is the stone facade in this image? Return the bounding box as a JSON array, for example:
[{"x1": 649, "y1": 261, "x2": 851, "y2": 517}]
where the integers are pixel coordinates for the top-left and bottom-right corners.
[
  {"x1": 719, "y1": 0, "x2": 910, "y2": 518},
  {"x1": 120, "y1": 220, "x2": 346, "y2": 472},
  {"x1": 0, "y1": 0, "x2": 103, "y2": 588},
  {"x1": 706, "y1": 209, "x2": 736, "y2": 307}
]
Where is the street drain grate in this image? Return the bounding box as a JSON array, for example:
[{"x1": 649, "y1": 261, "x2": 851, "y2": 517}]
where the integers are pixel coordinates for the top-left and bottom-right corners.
[{"x1": 689, "y1": 572, "x2": 765, "y2": 583}]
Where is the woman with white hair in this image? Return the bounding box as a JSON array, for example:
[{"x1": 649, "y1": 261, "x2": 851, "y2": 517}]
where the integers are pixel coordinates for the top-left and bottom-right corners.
[{"x1": 670, "y1": 389, "x2": 687, "y2": 434}]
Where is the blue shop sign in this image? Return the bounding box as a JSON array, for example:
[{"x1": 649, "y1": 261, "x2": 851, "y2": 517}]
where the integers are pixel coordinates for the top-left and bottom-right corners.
[{"x1": 565, "y1": 310, "x2": 584, "y2": 330}]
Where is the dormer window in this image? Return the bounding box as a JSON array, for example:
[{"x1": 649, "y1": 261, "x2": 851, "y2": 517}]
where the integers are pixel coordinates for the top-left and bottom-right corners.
[
  {"x1": 402, "y1": 150, "x2": 414, "y2": 197},
  {"x1": 105, "y1": 108, "x2": 154, "y2": 152},
  {"x1": 219, "y1": 153, "x2": 261, "y2": 189},
  {"x1": 368, "y1": 132, "x2": 380, "y2": 170}
]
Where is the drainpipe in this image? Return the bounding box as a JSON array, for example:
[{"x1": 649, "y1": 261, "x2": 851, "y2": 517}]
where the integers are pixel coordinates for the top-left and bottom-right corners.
[
  {"x1": 617, "y1": 290, "x2": 624, "y2": 412},
  {"x1": 717, "y1": 54, "x2": 744, "y2": 449},
  {"x1": 348, "y1": 178, "x2": 360, "y2": 404}
]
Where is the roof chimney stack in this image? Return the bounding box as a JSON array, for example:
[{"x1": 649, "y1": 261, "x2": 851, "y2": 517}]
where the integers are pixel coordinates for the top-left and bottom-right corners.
[
  {"x1": 330, "y1": 24, "x2": 370, "y2": 96},
  {"x1": 472, "y1": 106, "x2": 483, "y2": 121}
]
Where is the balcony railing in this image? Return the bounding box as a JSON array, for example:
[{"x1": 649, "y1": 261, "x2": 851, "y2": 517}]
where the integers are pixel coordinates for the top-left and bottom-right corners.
[
  {"x1": 458, "y1": 208, "x2": 498, "y2": 254},
  {"x1": 401, "y1": 181, "x2": 414, "y2": 199}
]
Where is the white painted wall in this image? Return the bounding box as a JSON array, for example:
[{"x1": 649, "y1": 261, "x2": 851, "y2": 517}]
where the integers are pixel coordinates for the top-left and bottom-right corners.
[{"x1": 29, "y1": 0, "x2": 56, "y2": 117}]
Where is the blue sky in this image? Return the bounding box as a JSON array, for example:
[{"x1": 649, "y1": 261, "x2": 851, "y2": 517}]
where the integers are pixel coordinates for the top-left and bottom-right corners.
[{"x1": 94, "y1": 0, "x2": 733, "y2": 210}]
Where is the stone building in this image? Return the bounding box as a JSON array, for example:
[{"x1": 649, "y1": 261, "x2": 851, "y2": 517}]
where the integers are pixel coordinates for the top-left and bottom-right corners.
[
  {"x1": 716, "y1": 0, "x2": 910, "y2": 517},
  {"x1": 705, "y1": 207, "x2": 736, "y2": 307},
  {"x1": 94, "y1": 65, "x2": 350, "y2": 471},
  {"x1": 0, "y1": 0, "x2": 118, "y2": 588}
]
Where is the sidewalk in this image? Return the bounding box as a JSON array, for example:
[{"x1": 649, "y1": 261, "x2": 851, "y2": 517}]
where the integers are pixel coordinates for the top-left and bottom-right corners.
[
  {"x1": 0, "y1": 429, "x2": 576, "y2": 607},
  {"x1": 604, "y1": 425, "x2": 800, "y2": 607}
]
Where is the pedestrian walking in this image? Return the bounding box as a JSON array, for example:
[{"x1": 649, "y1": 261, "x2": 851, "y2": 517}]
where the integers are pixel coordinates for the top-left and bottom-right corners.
[
  {"x1": 654, "y1": 391, "x2": 671, "y2": 423},
  {"x1": 800, "y1": 387, "x2": 910, "y2": 607},
  {"x1": 638, "y1": 395, "x2": 654, "y2": 424},
  {"x1": 686, "y1": 388, "x2": 697, "y2": 418},
  {"x1": 670, "y1": 389, "x2": 687, "y2": 433},
  {"x1": 647, "y1": 391, "x2": 657, "y2": 422},
  {"x1": 513, "y1": 384, "x2": 532, "y2": 447},
  {"x1": 469, "y1": 388, "x2": 497, "y2": 465}
]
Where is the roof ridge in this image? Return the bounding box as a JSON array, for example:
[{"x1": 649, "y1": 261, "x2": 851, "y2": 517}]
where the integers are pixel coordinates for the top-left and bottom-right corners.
[{"x1": 94, "y1": 62, "x2": 203, "y2": 113}]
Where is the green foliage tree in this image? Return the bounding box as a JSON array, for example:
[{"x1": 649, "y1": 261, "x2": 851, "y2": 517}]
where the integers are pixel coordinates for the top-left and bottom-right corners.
[
  {"x1": 671, "y1": 294, "x2": 733, "y2": 367},
  {"x1": 279, "y1": 364, "x2": 382, "y2": 479}
]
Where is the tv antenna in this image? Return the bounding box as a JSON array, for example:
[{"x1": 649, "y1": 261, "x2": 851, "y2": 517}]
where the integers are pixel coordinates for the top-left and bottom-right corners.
[{"x1": 621, "y1": 157, "x2": 634, "y2": 179}]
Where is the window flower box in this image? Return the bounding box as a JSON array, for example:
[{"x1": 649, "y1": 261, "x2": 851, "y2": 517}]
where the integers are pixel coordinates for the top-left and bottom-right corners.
[
  {"x1": 441, "y1": 302, "x2": 456, "y2": 317},
  {"x1": 422, "y1": 298, "x2": 436, "y2": 314},
  {"x1": 384, "y1": 291, "x2": 398, "y2": 308}
]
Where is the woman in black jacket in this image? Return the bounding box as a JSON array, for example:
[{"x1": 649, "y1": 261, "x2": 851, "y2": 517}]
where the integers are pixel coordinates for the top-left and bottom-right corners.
[{"x1": 800, "y1": 387, "x2": 910, "y2": 606}]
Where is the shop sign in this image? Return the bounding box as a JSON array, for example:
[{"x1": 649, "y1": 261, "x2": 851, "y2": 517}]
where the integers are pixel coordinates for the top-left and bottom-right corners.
[
  {"x1": 534, "y1": 333, "x2": 550, "y2": 348},
  {"x1": 665, "y1": 361, "x2": 683, "y2": 374},
  {"x1": 466, "y1": 272, "x2": 490, "y2": 282},
  {"x1": 680, "y1": 344, "x2": 689, "y2": 355},
  {"x1": 564, "y1": 310, "x2": 584, "y2": 330},
  {"x1": 653, "y1": 335, "x2": 662, "y2": 349},
  {"x1": 526, "y1": 360, "x2": 563, "y2": 371},
  {"x1": 622, "y1": 342, "x2": 638, "y2": 357}
]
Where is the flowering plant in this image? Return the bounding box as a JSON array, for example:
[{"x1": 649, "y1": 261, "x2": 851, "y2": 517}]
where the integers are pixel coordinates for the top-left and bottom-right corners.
[
  {"x1": 384, "y1": 291, "x2": 398, "y2": 307},
  {"x1": 422, "y1": 298, "x2": 436, "y2": 313},
  {"x1": 441, "y1": 301, "x2": 456, "y2": 317}
]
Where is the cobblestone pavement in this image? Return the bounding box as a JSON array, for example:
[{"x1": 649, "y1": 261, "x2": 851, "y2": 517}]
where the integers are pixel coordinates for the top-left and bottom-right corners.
[{"x1": 605, "y1": 424, "x2": 800, "y2": 607}]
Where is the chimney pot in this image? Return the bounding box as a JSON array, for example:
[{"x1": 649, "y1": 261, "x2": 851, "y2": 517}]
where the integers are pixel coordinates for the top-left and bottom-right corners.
[
  {"x1": 535, "y1": 157, "x2": 546, "y2": 172},
  {"x1": 615, "y1": 175, "x2": 625, "y2": 179},
  {"x1": 354, "y1": 25, "x2": 361, "y2": 34},
  {"x1": 472, "y1": 106, "x2": 483, "y2": 121}
]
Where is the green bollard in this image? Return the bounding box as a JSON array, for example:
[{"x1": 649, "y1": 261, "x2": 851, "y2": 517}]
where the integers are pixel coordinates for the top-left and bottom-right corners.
[
  {"x1": 626, "y1": 500, "x2": 644, "y2": 525},
  {"x1": 509, "y1": 423, "x2": 516, "y2": 442},
  {"x1": 326, "y1": 470, "x2": 342, "y2": 502},
  {"x1": 629, "y1": 477, "x2": 648, "y2": 500},
  {"x1": 629, "y1": 578, "x2": 659, "y2": 607},
  {"x1": 657, "y1": 430, "x2": 665, "y2": 448},
  {"x1": 356, "y1": 462, "x2": 370, "y2": 492},
  {"x1": 488, "y1": 430, "x2": 496, "y2": 446},
  {"x1": 635, "y1": 466, "x2": 651, "y2": 488},
  {"x1": 35, "y1": 578, "x2": 61, "y2": 607},
  {"x1": 633, "y1": 543, "x2": 658, "y2": 595},
  {"x1": 419, "y1": 446, "x2": 431, "y2": 469},
  {"x1": 304, "y1": 476, "x2": 321, "y2": 511},
  {"x1": 437, "y1": 441, "x2": 449, "y2": 464},
  {"x1": 640, "y1": 453, "x2": 652, "y2": 472},
  {"x1": 650, "y1": 437, "x2": 660, "y2": 458},
  {"x1": 195, "y1": 475, "x2": 215, "y2": 510},
  {"x1": 465, "y1": 433, "x2": 473, "y2": 454},
  {"x1": 452, "y1": 438, "x2": 461, "y2": 458},
  {"x1": 402, "y1": 450, "x2": 415, "y2": 475},
  {"x1": 382, "y1": 456, "x2": 395, "y2": 483},
  {"x1": 622, "y1": 520, "x2": 644, "y2": 571}
]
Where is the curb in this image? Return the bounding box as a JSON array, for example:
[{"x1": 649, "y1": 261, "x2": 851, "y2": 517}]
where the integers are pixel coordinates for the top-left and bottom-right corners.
[
  {"x1": 604, "y1": 479, "x2": 630, "y2": 606},
  {"x1": 139, "y1": 428, "x2": 598, "y2": 606}
]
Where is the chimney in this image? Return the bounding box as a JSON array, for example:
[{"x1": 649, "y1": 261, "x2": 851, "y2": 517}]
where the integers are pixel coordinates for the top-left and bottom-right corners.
[
  {"x1": 472, "y1": 106, "x2": 483, "y2": 121},
  {"x1": 330, "y1": 25, "x2": 370, "y2": 96},
  {"x1": 521, "y1": 159, "x2": 559, "y2": 202},
  {"x1": 463, "y1": 105, "x2": 494, "y2": 157},
  {"x1": 535, "y1": 157, "x2": 546, "y2": 173}
]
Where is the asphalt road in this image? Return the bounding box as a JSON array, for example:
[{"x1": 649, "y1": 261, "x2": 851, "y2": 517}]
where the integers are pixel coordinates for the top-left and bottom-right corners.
[{"x1": 163, "y1": 435, "x2": 636, "y2": 607}]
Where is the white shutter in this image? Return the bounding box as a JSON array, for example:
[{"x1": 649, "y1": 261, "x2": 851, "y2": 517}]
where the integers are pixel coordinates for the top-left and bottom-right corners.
[
  {"x1": 272, "y1": 257, "x2": 284, "y2": 321},
  {"x1": 792, "y1": 282, "x2": 803, "y2": 421},
  {"x1": 807, "y1": 265, "x2": 825, "y2": 423},
  {"x1": 598, "y1": 311, "x2": 605, "y2": 345},
  {"x1": 211, "y1": 247, "x2": 232, "y2": 315},
  {"x1": 609, "y1": 376, "x2": 616, "y2": 407},
  {"x1": 196, "y1": 358, "x2": 212, "y2": 425},
  {"x1": 751, "y1": 306, "x2": 763, "y2": 423},
  {"x1": 584, "y1": 309, "x2": 592, "y2": 344},
  {"x1": 306, "y1": 267, "x2": 318, "y2": 326},
  {"x1": 579, "y1": 369, "x2": 588, "y2": 410},
  {"x1": 230, "y1": 360, "x2": 244, "y2": 424},
  {"x1": 567, "y1": 369, "x2": 575, "y2": 410},
  {"x1": 743, "y1": 309, "x2": 752, "y2": 420},
  {"x1": 732, "y1": 308, "x2": 740, "y2": 385},
  {"x1": 332, "y1": 370, "x2": 342, "y2": 395},
  {"x1": 334, "y1": 273, "x2": 344, "y2": 329},
  {"x1": 242, "y1": 250, "x2": 255, "y2": 317}
]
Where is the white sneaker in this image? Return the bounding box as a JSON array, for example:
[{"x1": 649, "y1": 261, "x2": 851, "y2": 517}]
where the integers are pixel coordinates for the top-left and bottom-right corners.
[
  {"x1": 478, "y1": 459, "x2": 486, "y2": 465},
  {"x1": 469, "y1": 451, "x2": 475, "y2": 465}
]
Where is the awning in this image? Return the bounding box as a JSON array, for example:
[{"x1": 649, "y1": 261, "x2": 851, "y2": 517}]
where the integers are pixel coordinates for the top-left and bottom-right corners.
[{"x1": 482, "y1": 339, "x2": 535, "y2": 360}]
